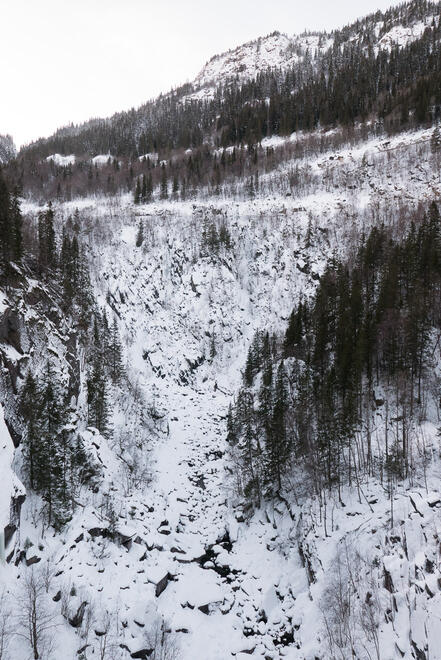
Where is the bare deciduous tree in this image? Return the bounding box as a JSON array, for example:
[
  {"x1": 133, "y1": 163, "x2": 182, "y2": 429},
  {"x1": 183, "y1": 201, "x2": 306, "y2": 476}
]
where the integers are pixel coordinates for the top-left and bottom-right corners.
[
  {"x1": 0, "y1": 589, "x2": 12, "y2": 660},
  {"x1": 144, "y1": 617, "x2": 179, "y2": 660},
  {"x1": 320, "y1": 537, "x2": 381, "y2": 660},
  {"x1": 15, "y1": 568, "x2": 60, "y2": 660}
]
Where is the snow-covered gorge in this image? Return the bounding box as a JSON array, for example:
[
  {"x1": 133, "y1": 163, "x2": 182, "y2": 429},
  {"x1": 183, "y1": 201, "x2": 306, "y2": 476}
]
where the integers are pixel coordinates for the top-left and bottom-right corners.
[
  {"x1": 61, "y1": 198, "x2": 320, "y2": 660},
  {"x1": 67, "y1": 140, "x2": 441, "y2": 658},
  {"x1": 3, "y1": 126, "x2": 441, "y2": 659}
]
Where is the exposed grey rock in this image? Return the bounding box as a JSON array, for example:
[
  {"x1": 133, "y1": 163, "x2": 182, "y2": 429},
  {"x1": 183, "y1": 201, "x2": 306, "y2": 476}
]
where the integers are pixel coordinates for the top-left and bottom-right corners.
[
  {"x1": 69, "y1": 601, "x2": 88, "y2": 628},
  {"x1": 130, "y1": 649, "x2": 153, "y2": 659},
  {"x1": 26, "y1": 554, "x2": 41, "y2": 566},
  {"x1": 155, "y1": 572, "x2": 173, "y2": 597}
]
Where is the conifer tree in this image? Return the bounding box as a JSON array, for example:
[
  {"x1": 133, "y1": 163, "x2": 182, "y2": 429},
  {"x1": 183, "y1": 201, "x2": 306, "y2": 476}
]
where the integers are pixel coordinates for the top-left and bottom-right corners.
[
  {"x1": 236, "y1": 389, "x2": 262, "y2": 505},
  {"x1": 134, "y1": 177, "x2": 141, "y2": 204},
  {"x1": 87, "y1": 346, "x2": 110, "y2": 436},
  {"x1": 20, "y1": 371, "x2": 40, "y2": 490},
  {"x1": 38, "y1": 202, "x2": 57, "y2": 273},
  {"x1": 268, "y1": 361, "x2": 289, "y2": 490},
  {"x1": 258, "y1": 356, "x2": 273, "y2": 460},
  {"x1": 160, "y1": 163, "x2": 168, "y2": 200},
  {"x1": 146, "y1": 173, "x2": 153, "y2": 202},
  {"x1": 284, "y1": 302, "x2": 304, "y2": 357},
  {"x1": 0, "y1": 170, "x2": 12, "y2": 280},
  {"x1": 431, "y1": 125, "x2": 441, "y2": 152},
  {"x1": 108, "y1": 317, "x2": 124, "y2": 383},
  {"x1": 226, "y1": 404, "x2": 237, "y2": 445},
  {"x1": 136, "y1": 221, "x2": 144, "y2": 247},
  {"x1": 172, "y1": 174, "x2": 179, "y2": 198},
  {"x1": 60, "y1": 229, "x2": 74, "y2": 308},
  {"x1": 141, "y1": 174, "x2": 147, "y2": 203},
  {"x1": 219, "y1": 224, "x2": 231, "y2": 249},
  {"x1": 38, "y1": 363, "x2": 64, "y2": 525},
  {"x1": 10, "y1": 186, "x2": 23, "y2": 264},
  {"x1": 210, "y1": 333, "x2": 216, "y2": 360},
  {"x1": 207, "y1": 223, "x2": 219, "y2": 253},
  {"x1": 76, "y1": 248, "x2": 94, "y2": 332}
]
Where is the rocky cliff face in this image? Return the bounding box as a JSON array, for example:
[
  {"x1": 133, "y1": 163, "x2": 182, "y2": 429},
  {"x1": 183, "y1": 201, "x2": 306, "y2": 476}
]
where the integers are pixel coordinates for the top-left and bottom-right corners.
[
  {"x1": 0, "y1": 404, "x2": 24, "y2": 563},
  {"x1": 0, "y1": 274, "x2": 85, "y2": 565}
]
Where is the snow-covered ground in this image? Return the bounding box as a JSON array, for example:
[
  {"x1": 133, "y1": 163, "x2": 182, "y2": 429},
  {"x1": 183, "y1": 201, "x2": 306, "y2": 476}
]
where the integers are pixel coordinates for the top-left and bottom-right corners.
[
  {"x1": 91, "y1": 154, "x2": 114, "y2": 166},
  {"x1": 46, "y1": 153, "x2": 76, "y2": 166}
]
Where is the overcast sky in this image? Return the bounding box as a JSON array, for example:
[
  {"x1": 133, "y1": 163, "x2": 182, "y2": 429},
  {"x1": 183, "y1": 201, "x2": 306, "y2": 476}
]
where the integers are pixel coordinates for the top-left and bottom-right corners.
[{"x1": 1, "y1": 0, "x2": 404, "y2": 148}]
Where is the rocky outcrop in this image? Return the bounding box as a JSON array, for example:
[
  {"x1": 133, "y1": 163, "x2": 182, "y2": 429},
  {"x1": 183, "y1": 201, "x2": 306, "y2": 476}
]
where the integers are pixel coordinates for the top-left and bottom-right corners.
[
  {"x1": 0, "y1": 403, "x2": 25, "y2": 563},
  {"x1": 69, "y1": 601, "x2": 88, "y2": 628}
]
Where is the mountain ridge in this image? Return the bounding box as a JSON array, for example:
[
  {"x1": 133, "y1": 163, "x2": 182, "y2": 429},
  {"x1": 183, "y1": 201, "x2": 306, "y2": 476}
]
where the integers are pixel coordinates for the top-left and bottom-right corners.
[{"x1": 16, "y1": 0, "x2": 441, "y2": 161}]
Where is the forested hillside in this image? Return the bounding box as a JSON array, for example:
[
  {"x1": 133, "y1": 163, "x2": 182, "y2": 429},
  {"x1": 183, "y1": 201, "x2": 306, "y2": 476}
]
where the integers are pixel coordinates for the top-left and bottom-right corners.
[
  {"x1": 3, "y1": 0, "x2": 441, "y2": 201},
  {"x1": 230, "y1": 202, "x2": 441, "y2": 507},
  {"x1": 16, "y1": 0, "x2": 441, "y2": 159}
]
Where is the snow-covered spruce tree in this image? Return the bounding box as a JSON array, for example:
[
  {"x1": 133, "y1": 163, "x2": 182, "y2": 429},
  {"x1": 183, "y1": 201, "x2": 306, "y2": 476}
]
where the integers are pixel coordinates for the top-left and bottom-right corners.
[
  {"x1": 20, "y1": 364, "x2": 71, "y2": 528},
  {"x1": 144, "y1": 172, "x2": 153, "y2": 202},
  {"x1": 59, "y1": 227, "x2": 81, "y2": 309},
  {"x1": 0, "y1": 171, "x2": 13, "y2": 279},
  {"x1": 0, "y1": 170, "x2": 23, "y2": 282},
  {"x1": 258, "y1": 336, "x2": 273, "y2": 472},
  {"x1": 233, "y1": 388, "x2": 264, "y2": 506},
  {"x1": 76, "y1": 245, "x2": 95, "y2": 335},
  {"x1": 243, "y1": 330, "x2": 263, "y2": 387},
  {"x1": 141, "y1": 173, "x2": 147, "y2": 203},
  {"x1": 160, "y1": 163, "x2": 168, "y2": 199},
  {"x1": 20, "y1": 370, "x2": 40, "y2": 491},
  {"x1": 87, "y1": 339, "x2": 111, "y2": 438},
  {"x1": 36, "y1": 363, "x2": 68, "y2": 528},
  {"x1": 172, "y1": 173, "x2": 179, "y2": 198},
  {"x1": 9, "y1": 185, "x2": 23, "y2": 265},
  {"x1": 431, "y1": 124, "x2": 441, "y2": 153},
  {"x1": 107, "y1": 317, "x2": 124, "y2": 384},
  {"x1": 133, "y1": 176, "x2": 141, "y2": 204},
  {"x1": 38, "y1": 202, "x2": 57, "y2": 275},
  {"x1": 265, "y1": 361, "x2": 289, "y2": 491},
  {"x1": 136, "y1": 220, "x2": 144, "y2": 247}
]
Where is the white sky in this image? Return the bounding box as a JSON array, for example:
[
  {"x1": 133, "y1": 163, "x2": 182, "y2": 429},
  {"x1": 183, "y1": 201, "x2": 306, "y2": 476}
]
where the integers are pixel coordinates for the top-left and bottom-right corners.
[{"x1": 1, "y1": 0, "x2": 404, "y2": 148}]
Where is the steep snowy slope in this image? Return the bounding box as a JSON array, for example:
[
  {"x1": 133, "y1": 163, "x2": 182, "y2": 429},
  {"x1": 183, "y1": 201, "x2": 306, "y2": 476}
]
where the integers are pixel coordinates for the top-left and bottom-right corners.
[
  {"x1": 181, "y1": 4, "x2": 439, "y2": 101},
  {"x1": 190, "y1": 31, "x2": 331, "y2": 97}
]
